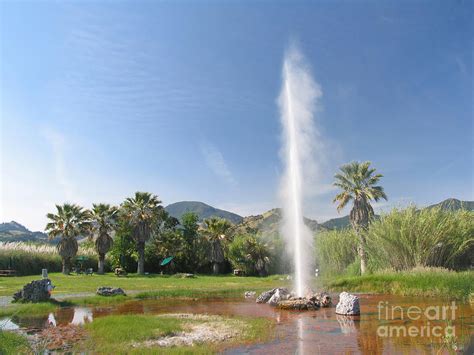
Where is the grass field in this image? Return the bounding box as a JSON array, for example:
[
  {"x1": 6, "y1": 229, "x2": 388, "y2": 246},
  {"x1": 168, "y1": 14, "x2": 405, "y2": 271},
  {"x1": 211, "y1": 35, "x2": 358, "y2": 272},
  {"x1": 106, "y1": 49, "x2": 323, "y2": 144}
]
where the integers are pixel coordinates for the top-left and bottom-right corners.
[
  {"x1": 0, "y1": 273, "x2": 288, "y2": 298},
  {"x1": 326, "y1": 268, "x2": 474, "y2": 300}
]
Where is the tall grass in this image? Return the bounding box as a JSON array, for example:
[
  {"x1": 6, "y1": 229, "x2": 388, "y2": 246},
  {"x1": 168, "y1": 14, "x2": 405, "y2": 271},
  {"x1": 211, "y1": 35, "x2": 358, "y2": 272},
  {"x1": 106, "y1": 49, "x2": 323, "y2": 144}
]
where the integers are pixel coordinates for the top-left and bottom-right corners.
[
  {"x1": 315, "y1": 229, "x2": 358, "y2": 275},
  {"x1": 365, "y1": 207, "x2": 473, "y2": 271},
  {"x1": 0, "y1": 242, "x2": 100, "y2": 275},
  {"x1": 316, "y1": 207, "x2": 473, "y2": 276}
]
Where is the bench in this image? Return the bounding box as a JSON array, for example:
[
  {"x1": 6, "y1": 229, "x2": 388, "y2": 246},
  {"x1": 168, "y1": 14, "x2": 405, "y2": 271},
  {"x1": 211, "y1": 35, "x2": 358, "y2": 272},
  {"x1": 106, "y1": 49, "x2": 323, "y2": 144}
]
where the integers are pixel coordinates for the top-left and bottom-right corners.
[{"x1": 0, "y1": 269, "x2": 17, "y2": 277}]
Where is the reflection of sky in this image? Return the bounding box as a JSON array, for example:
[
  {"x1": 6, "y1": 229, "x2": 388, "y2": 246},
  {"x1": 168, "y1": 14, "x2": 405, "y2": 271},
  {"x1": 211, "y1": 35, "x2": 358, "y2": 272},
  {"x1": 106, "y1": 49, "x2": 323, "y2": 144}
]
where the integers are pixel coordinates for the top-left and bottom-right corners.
[
  {"x1": 0, "y1": 318, "x2": 19, "y2": 330},
  {"x1": 3, "y1": 307, "x2": 94, "y2": 331},
  {"x1": 48, "y1": 313, "x2": 56, "y2": 326},
  {"x1": 71, "y1": 307, "x2": 93, "y2": 325}
]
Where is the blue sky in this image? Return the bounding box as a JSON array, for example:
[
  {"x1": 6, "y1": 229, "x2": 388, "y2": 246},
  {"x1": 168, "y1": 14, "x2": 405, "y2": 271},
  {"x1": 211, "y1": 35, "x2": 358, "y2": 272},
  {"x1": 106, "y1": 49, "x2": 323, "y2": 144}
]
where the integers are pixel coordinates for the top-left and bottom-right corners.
[{"x1": 1, "y1": 1, "x2": 472, "y2": 231}]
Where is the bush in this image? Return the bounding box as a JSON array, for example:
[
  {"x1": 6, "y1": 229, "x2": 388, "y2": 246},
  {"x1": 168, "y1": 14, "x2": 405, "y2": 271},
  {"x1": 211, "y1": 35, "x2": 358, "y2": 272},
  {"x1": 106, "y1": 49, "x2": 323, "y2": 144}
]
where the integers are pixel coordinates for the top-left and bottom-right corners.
[{"x1": 365, "y1": 207, "x2": 474, "y2": 271}]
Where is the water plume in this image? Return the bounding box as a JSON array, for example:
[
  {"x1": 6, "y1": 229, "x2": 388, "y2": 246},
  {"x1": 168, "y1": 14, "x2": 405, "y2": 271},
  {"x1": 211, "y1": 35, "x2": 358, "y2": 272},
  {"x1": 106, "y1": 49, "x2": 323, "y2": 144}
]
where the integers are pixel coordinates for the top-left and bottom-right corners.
[{"x1": 279, "y1": 44, "x2": 322, "y2": 297}]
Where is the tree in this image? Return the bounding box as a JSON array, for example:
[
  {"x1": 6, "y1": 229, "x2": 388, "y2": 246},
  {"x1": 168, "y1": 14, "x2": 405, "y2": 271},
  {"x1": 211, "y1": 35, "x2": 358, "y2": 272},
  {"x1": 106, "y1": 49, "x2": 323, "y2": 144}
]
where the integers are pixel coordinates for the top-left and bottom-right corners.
[
  {"x1": 333, "y1": 161, "x2": 387, "y2": 274},
  {"x1": 90, "y1": 203, "x2": 118, "y2": 274},
  {"x1": 45, "y1": 203, "x2": 91, "y2": 274},
  {"x1": 180, "y1": 212, "x2": 202, "y2": 272},
  {"x1": 244, "y1": 236, "x2": 271, "y2": 276},
  {"x1": 202, "y1": 217, "x2": 232, "y2": 274},
  {"x1": 228, "y1": 234, "x2": 271, "y2": 276},
  {"x1": 121, "y1": 192, "x2": 163, "y2": 274}
]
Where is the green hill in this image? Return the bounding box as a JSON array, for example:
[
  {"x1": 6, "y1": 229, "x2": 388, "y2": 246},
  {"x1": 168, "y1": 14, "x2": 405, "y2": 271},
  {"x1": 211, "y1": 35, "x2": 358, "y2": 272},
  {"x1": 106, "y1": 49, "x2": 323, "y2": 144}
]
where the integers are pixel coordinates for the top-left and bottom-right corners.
[
  {"x1": 233, "y1": 208, "x2": 326, "y2": 237},
  {"x1": 165, "y1": 201, "x2": 243, "y2": 224},
  {"x1": 0, "y1": 221, "x2": 51, "y2": 243},
  {"x1": 426, "y1": 198, "x2": 474, "y2": 211}
]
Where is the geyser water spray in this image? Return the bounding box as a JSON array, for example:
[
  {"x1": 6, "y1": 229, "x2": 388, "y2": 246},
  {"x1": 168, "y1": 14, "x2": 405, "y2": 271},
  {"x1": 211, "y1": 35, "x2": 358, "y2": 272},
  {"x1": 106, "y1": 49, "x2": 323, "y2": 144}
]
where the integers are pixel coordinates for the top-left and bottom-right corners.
[{"x1": 279, "y1": 44, "x2": 322, "y2": 297}]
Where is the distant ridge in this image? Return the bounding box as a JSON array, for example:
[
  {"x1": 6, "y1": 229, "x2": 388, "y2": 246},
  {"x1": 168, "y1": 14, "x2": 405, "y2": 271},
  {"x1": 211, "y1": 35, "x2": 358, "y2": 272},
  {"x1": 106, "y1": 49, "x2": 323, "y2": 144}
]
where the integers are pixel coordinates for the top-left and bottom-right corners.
[
  {"x1": 165, "y1": 201, "x2": 243, "y2": 224},
  {"x1": 233, "y1": 208, "x2": 326, "y2": 236},
  {"x1": 426, "y1": 198, "x2": 474, "y2": 211},
  {"x1": 321, "y1": 198, "x2": 474, "y2": 230},
  {"x1": 0, "y1": 221, "x2": 50, "y2": 243}
]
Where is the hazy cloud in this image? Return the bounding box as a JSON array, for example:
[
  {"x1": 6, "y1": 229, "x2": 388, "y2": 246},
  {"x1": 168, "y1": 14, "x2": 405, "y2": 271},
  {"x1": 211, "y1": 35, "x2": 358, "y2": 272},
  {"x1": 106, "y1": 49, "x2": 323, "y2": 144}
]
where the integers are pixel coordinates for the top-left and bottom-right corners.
[
  {"x1": 42, "y1": 127, "x2": 76, "y2": 201},
  {"x1": 200, "y1": 142, "x2": 236, "y2": 186}
]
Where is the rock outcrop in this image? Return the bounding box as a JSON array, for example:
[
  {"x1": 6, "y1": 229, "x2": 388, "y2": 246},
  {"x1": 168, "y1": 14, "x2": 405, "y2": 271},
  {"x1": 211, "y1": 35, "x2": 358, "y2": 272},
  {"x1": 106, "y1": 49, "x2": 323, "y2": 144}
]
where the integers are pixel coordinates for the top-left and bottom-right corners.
[
  {"x1": 335, "y1": 292, "x2": 360, "y2": 315},
  {"x1": 13, "y1": 279, "x2": 53, "y2": 303},
  {"x1": 277, "y1": 298, "x2": 320, "y2": 310},
  {"x1": 256, "y1": 288, "x2": 332, "y2": 311},
  {"x1": 96, "y1": 287, "x2": 126, "y2": 297}
]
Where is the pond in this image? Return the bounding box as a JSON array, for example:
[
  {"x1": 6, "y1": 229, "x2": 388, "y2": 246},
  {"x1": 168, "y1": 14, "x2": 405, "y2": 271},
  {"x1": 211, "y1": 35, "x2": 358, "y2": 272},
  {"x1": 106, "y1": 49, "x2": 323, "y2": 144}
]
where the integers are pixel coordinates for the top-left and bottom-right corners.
[{"x1": 2, "y1": 293, "x2": 473, "y2": 353}]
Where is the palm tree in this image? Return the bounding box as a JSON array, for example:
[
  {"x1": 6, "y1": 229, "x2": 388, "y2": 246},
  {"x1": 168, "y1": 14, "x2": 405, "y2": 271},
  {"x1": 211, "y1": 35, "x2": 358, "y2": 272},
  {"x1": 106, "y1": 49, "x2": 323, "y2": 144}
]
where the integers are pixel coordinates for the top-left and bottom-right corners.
[
  {"x1": 90, "y1": 203, "x2": 119, "y2": 274},
  {"x1": 203, "y1": 217, "x2": 232, "y2": 274},
  {"x1": 121, "y1": 192, "x2": 163, "y2": 274},
  {"x1": 245, "y1": 236, "x2": 271, "y2": 277},
  {"x1": 333, "y1": 161, "x2": 387, "y2": 274},
  {"x1": 45, "y1": 203, "x2": 91, "y2": 274}
]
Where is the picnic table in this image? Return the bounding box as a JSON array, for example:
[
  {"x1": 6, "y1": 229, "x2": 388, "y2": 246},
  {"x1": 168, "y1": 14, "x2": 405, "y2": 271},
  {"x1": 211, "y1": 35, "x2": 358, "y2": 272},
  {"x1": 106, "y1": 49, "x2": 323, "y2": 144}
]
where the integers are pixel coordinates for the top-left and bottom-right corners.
[{"x1": 0, "y1": 269, "x2": 17, "y2": 276}]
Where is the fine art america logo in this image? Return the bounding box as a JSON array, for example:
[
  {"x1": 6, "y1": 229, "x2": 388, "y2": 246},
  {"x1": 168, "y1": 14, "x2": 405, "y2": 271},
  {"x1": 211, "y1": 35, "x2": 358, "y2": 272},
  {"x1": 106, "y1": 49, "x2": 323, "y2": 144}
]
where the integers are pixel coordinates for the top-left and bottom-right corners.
[{"x1": 377, "y1": 301, "x2": 457, "y2": 338}]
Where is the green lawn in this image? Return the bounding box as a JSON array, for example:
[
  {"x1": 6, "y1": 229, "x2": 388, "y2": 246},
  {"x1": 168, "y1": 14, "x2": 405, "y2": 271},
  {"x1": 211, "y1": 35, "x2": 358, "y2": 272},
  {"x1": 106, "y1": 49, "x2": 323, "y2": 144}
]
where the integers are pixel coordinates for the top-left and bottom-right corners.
[
  {"x1": 80, "y1": 314, "x2": 272, "y2": 353},
  {"x1": 326, "y1": 269, "x2": 474, "y2": 300},
  {"x1": 0, "y1": 272, "x2": 287, "y2": 297}
]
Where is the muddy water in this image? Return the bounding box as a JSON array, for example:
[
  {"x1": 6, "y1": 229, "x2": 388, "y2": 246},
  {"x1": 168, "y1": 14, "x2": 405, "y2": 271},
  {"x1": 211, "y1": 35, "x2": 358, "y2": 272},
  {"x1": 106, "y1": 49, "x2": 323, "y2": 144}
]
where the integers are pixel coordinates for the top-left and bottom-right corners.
[{"x1": 3, "y1": 294, "x2": 473, "y2": 354}]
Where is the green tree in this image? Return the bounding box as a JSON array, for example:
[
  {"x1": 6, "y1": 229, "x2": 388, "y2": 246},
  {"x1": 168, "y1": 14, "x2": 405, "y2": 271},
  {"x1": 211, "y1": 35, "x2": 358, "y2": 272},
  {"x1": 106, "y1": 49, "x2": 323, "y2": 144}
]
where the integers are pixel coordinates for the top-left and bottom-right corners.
[
  {"x1": 333, "y1": 161, "x2": 387, "y2": 274},
  {"x1": 202, "y1": 217, "x2": 232, "y2": 274},
  {"x1": 45, "y1": 203, "x2": 91, "y2": 274},
  {"x1": 109, "y1": 220, "x2": 137, "y2": 272},
  {"x1": 180, "y1": 212, "x2": 203, "y2": 272},
  {"x1": 228, "y1": 234, "x2": 272, "y2": 276},
  {"x1": 90, "y1": 203, "x2": 118, "y2": 274},
  {"x1": 121, "y1": 192, "x2": 164, "y2": 274}
]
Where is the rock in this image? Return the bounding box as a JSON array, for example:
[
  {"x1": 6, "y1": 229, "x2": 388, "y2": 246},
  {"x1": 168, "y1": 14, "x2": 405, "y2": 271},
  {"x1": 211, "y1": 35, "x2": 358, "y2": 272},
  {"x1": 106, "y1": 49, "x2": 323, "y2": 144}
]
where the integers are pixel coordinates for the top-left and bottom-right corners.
[
  {"x1": 256, "y1": 288, "x2": 290, "y2": 304},
  {"x1": 244, "y1": 291, "x2": 256, "y2": 298},
  {"x1": 316, "y1": 292, "x2": 332, "y2": 307},
  {"x1": 277, "y1": 298, "x2": 320, "y2": 310},
  {"x1": 13, "y1": 279, "x2": 54, "y2": 303},
  {"x1": 268, "y1": 288, "x2": 291, "y2": 306},
  {"x1": 335, "y1": 292, "x2": 360, "y2": 315},
  {"x1": 256, "y1": 288, "x2": 276, "y2": 303},
  {"x1": 96, "y1": 287, "x2": 126, "y2": 297}
]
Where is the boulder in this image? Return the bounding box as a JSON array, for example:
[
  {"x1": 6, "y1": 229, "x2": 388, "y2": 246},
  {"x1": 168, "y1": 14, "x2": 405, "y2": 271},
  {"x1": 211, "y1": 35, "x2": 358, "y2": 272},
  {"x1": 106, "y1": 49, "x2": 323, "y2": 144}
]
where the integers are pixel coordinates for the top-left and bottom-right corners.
[
  {"x1": 335, "y1": 292, "x2": 360, "y2": 315},
  {"x1": 256, "y1": 288, "x2": 276, "y2": 303},
  {"x1": 13, "y1": 279, "x2": 53, "y2": 303},
  {"x1": 96, "y1": 287, "x2": 126, "y2": 297},
  {"x1": 256, "y1": 288, "x2": 290, "y2": 304},
  {"x1": 268, "y1": 288, "x2": 291, "y2": 306},
  {"x1": 244, "y1": 291, "x2": 256, "y2": 298}
]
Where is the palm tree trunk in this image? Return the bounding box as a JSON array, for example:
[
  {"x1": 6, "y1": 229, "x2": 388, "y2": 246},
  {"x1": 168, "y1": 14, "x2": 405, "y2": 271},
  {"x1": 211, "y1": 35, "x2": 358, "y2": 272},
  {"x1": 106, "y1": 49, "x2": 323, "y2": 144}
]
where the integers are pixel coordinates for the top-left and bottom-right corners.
[
  {"x1": 98, "y1": 253, "x2": 105, "y2": 274},
  {"x1": 358, "y1": 240, "x2": 368, "y2": 275},
  {"x1": 212, "y1": 262, "x2": 220, "y2": 275},
  {"x1": 62, "y1": 258, "x2": 70, "y2": 275},
  {"x1": 137, "y1": 241, "x2": 145, "y2": 274}
]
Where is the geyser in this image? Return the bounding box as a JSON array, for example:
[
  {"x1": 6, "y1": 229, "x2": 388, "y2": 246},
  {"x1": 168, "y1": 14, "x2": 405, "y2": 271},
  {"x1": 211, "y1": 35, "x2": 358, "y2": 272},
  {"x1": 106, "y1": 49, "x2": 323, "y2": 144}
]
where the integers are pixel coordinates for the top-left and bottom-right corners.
[{"x1": 279, "y1": 44, "x2": 322, "y2": 297}]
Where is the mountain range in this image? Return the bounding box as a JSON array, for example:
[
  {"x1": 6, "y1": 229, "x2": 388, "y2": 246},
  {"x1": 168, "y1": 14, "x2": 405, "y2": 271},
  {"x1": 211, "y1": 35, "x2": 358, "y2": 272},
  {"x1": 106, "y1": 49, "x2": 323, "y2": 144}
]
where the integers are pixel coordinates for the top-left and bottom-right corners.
[
  {"x1": 1, "y1": 198, "x2": 472, "y2": 242},
  {"x1": 320, "y1": 198, "x2": 474, "y2": 230}
]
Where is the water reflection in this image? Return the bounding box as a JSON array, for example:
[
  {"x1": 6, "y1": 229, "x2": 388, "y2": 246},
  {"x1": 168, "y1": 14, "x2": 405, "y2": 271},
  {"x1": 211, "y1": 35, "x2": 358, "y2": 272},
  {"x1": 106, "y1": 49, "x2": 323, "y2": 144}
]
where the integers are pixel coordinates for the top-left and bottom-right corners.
[{"x1": 2, "y1": 294, "x2": 472, "y2": 353}]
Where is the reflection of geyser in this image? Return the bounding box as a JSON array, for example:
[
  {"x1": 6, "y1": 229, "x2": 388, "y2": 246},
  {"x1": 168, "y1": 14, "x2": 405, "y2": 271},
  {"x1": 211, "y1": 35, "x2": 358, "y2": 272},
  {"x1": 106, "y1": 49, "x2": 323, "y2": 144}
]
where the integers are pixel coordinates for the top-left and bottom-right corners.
[
  {"x1": 297, "y1": 317, "x2": 304, "y2": 354},
  {"x1": 279, "y1": 44, "x2": 322, "y2": 297}
]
